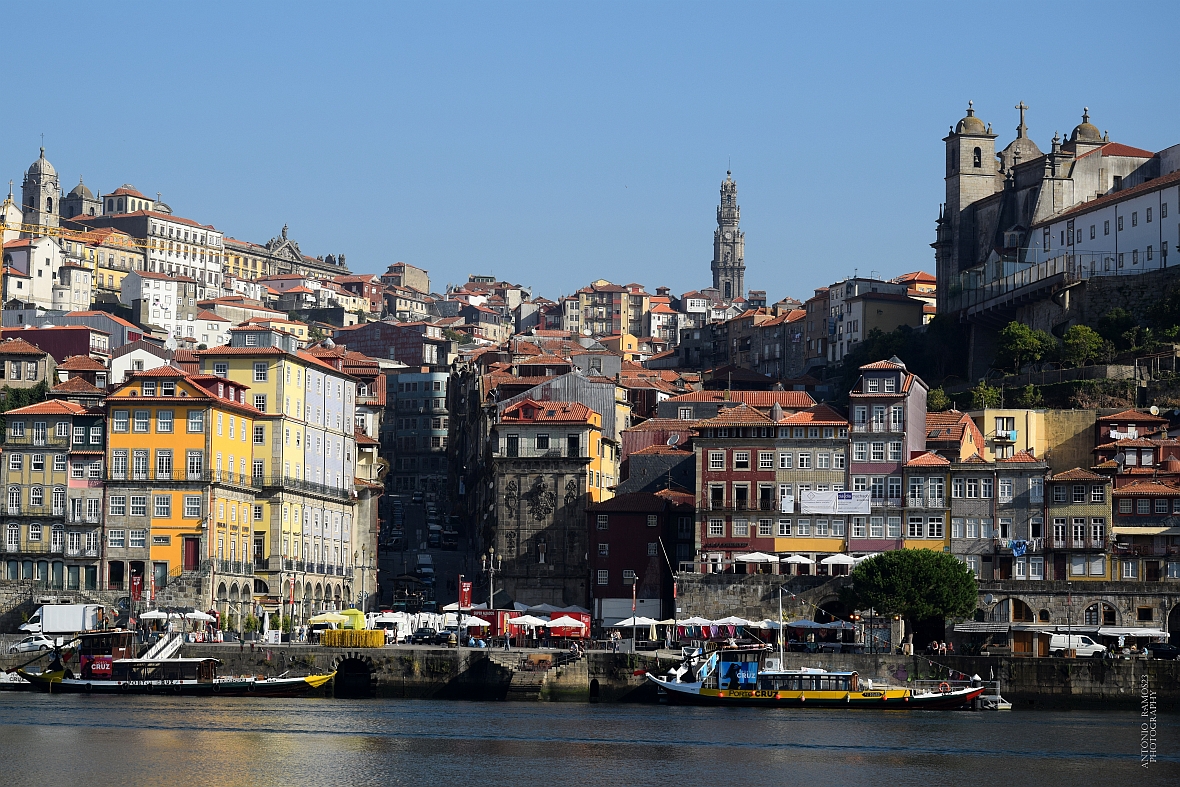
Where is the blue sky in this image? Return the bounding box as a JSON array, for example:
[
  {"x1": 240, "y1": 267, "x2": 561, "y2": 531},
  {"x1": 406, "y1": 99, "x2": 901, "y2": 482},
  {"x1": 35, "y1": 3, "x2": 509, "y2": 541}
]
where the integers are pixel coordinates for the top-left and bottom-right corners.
[{"x1": 4, "y1": 2, "x2": 1176, "y2": 302}]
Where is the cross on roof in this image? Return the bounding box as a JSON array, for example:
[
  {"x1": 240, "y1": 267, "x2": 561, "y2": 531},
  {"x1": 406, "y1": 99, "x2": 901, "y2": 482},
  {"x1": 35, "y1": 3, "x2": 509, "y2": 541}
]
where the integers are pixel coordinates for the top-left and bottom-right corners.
[{"x1": 1015, "y1": 101, "x2": 1028, "y2": 138}]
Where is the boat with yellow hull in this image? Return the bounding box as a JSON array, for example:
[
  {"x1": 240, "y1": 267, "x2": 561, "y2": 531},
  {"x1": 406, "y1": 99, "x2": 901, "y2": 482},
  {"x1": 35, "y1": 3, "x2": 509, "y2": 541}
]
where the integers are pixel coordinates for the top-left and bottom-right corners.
[{"x1": 648, "y1": 646, "x2": 985, "y2": 709}]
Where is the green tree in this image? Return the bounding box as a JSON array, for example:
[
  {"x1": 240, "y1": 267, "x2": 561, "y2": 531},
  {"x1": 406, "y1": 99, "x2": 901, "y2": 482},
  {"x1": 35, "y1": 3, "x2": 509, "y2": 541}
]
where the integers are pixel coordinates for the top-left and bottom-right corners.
[
  {"x1": 1012, "y1": 384, "x2": 1043, "y2": 408},
  {"x1": 970, "y1": 382, "x2": 1001, "y2": 409},
  {"x1": 994, "y1": 321, "x2": 1055, "y2": 372},
  {"x1": 1097, "y1": 307, "x2": 1138, "y2": 351},
  {"x1": 1061, "y1": 325, "x2": 1105, "y2": 367},
  {"x1": 927, "y1": 387, "x2": 951, "y2": 412},
  {"x1": 840, "y1": 549, "x2": 978, "y2": 625}
]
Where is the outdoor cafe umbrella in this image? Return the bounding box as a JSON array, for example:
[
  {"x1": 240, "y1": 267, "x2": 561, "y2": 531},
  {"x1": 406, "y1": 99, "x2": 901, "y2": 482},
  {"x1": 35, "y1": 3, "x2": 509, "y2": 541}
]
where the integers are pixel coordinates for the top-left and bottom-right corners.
[
  {"x1": 712, "y1": 615, "x2": 752, "y2": 627},
  {"x1": 782, "y1": 554, "x2": 815, "y2": 565},
  {"x1": 733, "y1": 552, "x2": 779, "y2": 563},
  {"x1": 609, "y1": 616, "x2": 660, "y2": 627},
  {"x1": 545, "y1": 615, "x2": 587, "y2": 629},
  {"x1": 504, "y1": 614, "x2": 549, "y2": 627},
  {"x1": 308, "y1": 612, "x2": 348, "y2": 625},
  {"x1": 185, "y1": 611, "x2": 216, "y2": 622},
  {"x1": 677, "y1": 616, "x2": 713, "y2": 626},
  {"x1": 139, "y1": 609, "x2": 172, "y2": 620},
  {"x1": 820, "y1": 554, "x2": 857, "y2": 566},
  {"x1": 461, "y1": 615, "x2": 490, "y2": 627}
]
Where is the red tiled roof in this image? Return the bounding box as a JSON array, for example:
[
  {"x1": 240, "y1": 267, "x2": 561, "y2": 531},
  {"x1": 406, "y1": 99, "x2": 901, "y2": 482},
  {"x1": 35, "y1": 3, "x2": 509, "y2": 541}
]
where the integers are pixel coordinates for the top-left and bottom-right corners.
[
  {"x1": 1075, "y1": 142, "x2": 1155, "y2": 160},
  {"x1": 663, "y1": 390, "x2": 816, "y2": 409},
  {"x1": 780, "y1": 404, "x2": 847, "y2": 425},
  {"x1": 694, "y1": 403, "x2": 773, "y2": 427},
  {"x1": 57, "y1": 355, "x2": 106, "y2": 371},
  {"x1": 0, "y1": 338, "x2": 47, "y2": 356},
  {"x1": 998, "y1": 449, "x2": 1042, "y2": 463},
  {"x1": 5, "y1": 399, "x2": 88, "y2": 416},
  {"x1": 1097, "y1": 408, "x2": 1167, "y2": 423},
  {"x1": 630, "y1": 443, "x2": 694, "y2": 456},
  {"x1": 1111, "y1": 480, "x2": 1180, "y2": 497},
  {"x1": 906, "y1": 451, "x2": 951, "y2": 467},
  {"x1": 500, "y1": 398, "x2": 596, "y2": 423},
  {"x1": 51, "y1": 376, "x2": 105, "y2": 395},
  {"x1": 957, "y1": 453, "x2": 990, "y2": 465},
  {"x1": 1049, "y1": 468, "x2": 1107, "y2": 482},
  {"x1": 1048, "y1": 166, "x2": 1180, "y2": 224},
  {"x1": 859, "y1": 359, "x2": 906, "y2": 370}
]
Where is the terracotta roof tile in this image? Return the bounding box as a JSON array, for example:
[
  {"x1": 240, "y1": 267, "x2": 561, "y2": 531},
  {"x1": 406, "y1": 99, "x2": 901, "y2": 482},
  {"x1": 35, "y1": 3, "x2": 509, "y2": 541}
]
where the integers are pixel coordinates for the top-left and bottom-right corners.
[
  {"x1": 663, "y1": 390, "x2": 815, "y2": 409},
  {"x1": 779, "y1": 403, "x2": 847, "y2": 425},
  {"x1": 997, "y1": 449, "x2": 1043, "y2": 463},
  {"x1": 0, "y1": 338, "x2": 48, "y2": 356},
  {"x1": 57, "y1": 355, "x2": 107, "y2": 371},
  {"x1": 51, "y1": 377, "x2": 105, "y2": 395},
  {"x1": 906, "y1": 451, "x2": 951, "y2": 467},
  {"x1": 694, "y1": 403, "x2": 773, "y2": 427},
  {"x1": 5, "y1": 399, "x2": 89, "y2": 416},
  {"x1": 1111, "y1": 480, "x2": 1180, "y2": 497},
  {"x1": 1097, "y1": 408, "x2": 1167, "y2": 423},
  {"x1": 1049, "y1": 468, "x2": 1108, "y2": 482}
]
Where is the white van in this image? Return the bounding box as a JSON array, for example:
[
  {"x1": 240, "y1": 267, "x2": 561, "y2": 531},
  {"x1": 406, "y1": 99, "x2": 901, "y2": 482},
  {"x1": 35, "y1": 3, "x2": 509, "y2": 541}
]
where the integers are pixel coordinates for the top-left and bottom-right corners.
[{"x1": 1049, "y1": 633, "x2": 1106, "y2": 658}]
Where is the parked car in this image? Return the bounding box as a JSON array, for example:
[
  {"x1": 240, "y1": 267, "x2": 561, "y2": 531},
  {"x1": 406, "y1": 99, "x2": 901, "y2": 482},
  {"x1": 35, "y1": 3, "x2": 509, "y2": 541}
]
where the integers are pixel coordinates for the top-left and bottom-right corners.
[
  {"x1": 8, "y1": 634, "x2": 54, "y2": 654},
  {"x1": 1146, "y1": 641, "x2": 1180, "y2": 660},
  {"x1": 410, "y1": 627, "x2": 438, "y2": 645}
]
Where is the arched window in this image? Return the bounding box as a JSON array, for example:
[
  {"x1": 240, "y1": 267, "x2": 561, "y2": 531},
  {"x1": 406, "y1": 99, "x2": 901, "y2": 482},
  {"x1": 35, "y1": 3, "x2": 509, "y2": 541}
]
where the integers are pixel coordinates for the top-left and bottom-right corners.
[
  {"x1": 7, "y1": 487, "x2": 20, "y2": 513},
  {"x1": 1010, "y1": 598, "x2": 1034, "y2": 622},
  {"x1": 117, "y1": 198, "x2": 124, "y2": 212},
  {"x1": 106, "y1": 199, "x2": 113, "y2": 212},
  {"x1": 1038, "y1": 609, "x2": 1051, "y2": 622},
  {"x1": 973, "y1": 147, "x2": 982, "y2": 168},
  {"x1": 1085, "y1": 603, "x2": 1116, "y2": 626}
]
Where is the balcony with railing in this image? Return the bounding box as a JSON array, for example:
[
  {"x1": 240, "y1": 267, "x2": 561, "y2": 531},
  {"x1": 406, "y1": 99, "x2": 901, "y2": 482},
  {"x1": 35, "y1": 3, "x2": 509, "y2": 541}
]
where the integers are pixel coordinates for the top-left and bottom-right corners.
[
  {"x1": 108, "y1": 470, "x2": 260, "y2": 488},
  {"x1": 1049, "y1": 538, "x2": 1107, "y2": 551},
  {"x1": 255, "y1": 475, "x2": 354, "y2": 500},
  {"x1": 1, "y1": 433, "x2": 70, "y2": 448},
  {"x1": 214, "y1": 559, "x2": 253, "y2": 576}
]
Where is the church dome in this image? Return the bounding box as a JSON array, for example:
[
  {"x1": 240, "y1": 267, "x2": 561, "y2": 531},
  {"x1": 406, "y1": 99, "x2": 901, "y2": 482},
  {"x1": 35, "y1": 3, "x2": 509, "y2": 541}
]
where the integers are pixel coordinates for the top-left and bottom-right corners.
[
  {"x1": 1070, "y1": 108, "x2": 1101, "y2": 143},
  {"x1": 68, "y1": 178, "x2": 93, "y2": 200},
  {"x1": 27, "y1": 147, "x2": 56, "y2": 177},
  {"x1": 955, "y1": 101, "x2": 987, "y2": 135},
  {"x1": 1000, "y1": 136, "x2": 1042, "y2": 169}
]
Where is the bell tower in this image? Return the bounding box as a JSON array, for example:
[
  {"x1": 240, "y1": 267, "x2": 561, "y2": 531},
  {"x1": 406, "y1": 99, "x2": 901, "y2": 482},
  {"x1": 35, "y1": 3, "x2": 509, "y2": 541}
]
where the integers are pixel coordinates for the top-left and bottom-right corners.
[
  {"x1": 21, "y1": 147, "x2": 60, "y2": 234},
  {"x1": 711, "y1": 171, "x2": 745, "y2": 301}
]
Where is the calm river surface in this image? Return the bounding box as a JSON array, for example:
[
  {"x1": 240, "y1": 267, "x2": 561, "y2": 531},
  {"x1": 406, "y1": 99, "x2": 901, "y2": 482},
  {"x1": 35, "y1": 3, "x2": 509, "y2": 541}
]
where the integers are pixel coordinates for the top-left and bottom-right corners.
[{"x1": 0, "y1": 694, "x2": 1176, "y2": 785}]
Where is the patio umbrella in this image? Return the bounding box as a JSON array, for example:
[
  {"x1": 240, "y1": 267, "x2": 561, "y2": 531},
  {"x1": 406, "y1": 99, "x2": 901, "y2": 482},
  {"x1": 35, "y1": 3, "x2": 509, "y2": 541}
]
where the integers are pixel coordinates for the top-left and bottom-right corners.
[
  {"x1": 784, "y1": 619, "x2": 824, "y2": 628},
  {"x1": 712, "y1": 616, "x2": 752, "y2": 626},
  {"x1": 734, "y1": 552, "x2": 779, "y2": 563},
  {"x1": 140, "y1": 609, "x2": 170, "y2": 620},
  {"x1": 504, "y1": 614, "x2": 549, "y2": 627},
  {"x1": 185, "y1": 611, "x2": 216, "y2": 622},
  {"x1": 677, "y1": 616, "x2": 713, "y2": 626},
  {"x1": 820, "y1": 554, "x2": 857, "y2": 566},
  {"x1": 461, "y1": 615, "x2": 491, "y2": 627},
  {"x1": 308, "y1": 612, "x2": 348, "y2": 624},
  {"x1": 782, "y1": 554, "x2": 815, "y2": 565},
  {"x1": 545, "y1": 615, "x2": 587, "y2": 629},
  {"x1": 610, "y1": 616, "x2": 660, "y2": 627}
]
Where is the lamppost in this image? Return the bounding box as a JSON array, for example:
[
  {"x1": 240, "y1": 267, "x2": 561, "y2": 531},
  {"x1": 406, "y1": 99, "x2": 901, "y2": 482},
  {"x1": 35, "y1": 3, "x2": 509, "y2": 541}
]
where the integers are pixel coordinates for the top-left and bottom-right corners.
[
  {"x1": 481, "y1": 548, "x2": 501, "y2": 611},
  {"x1": 354, "y1": 546, "x2": 374, "y2": 613}
]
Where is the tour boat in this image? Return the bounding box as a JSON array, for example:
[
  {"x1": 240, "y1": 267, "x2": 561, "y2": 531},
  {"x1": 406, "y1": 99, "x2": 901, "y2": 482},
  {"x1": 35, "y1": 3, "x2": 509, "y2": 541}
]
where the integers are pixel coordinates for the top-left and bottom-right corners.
[
  {"x1": 14, "y1": 630, "x2": 334, "y2": 697},
  {"x1": 647, "y1": 645, "x2": 985, "y2": 709}
]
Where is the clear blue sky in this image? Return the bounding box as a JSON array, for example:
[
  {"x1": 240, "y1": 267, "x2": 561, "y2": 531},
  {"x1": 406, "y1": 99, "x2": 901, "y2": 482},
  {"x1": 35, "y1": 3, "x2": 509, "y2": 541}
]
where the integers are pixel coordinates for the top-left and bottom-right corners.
[{"x1": 4, "y1": 2, "x2": 1176, "y2": 303}]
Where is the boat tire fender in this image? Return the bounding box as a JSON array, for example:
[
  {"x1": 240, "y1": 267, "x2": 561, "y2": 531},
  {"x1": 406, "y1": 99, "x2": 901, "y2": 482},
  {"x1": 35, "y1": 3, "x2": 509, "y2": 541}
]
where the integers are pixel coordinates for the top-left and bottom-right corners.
[{"x1": 84, "y1": 683, "x2": 92, "y2": 693}]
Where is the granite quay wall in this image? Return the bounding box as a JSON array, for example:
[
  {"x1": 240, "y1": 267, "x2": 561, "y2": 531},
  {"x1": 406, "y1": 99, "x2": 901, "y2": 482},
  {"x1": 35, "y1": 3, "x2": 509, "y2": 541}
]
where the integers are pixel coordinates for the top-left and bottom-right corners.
[{"x1": 675, "y1": 573, "x2": 848, "y2": 622}]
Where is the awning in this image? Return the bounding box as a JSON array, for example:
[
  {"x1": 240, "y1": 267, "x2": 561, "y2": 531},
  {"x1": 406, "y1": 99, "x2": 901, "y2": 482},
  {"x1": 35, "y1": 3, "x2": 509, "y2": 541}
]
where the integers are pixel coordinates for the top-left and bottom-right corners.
[
  {"x1": 1111, "y1": 526, "x2": 1177, "y2": 536},
  {"x1": 1098, "y1": 627, "x2": 1171, "y2": 639},
  {"x1": 953, "y1": 622, "x2": 1010, "y2": 633}
]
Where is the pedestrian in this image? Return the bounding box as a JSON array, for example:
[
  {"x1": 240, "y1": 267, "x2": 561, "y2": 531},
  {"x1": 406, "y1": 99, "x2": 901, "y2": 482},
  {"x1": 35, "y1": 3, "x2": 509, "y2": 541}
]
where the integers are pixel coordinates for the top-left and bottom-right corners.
[{"x1": 947, "y1": 641, "x2": 955, "y2": 655}]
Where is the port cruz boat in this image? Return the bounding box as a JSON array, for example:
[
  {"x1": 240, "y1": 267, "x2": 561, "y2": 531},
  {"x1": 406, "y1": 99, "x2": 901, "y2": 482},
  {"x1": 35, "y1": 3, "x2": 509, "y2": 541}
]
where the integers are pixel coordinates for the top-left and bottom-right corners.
[
  {"x1": 647, "y1": 645, "x2": 985, "y2": 709},
  {"x1": 14, "y1": 630, "x2": 334, "y2": 697}
]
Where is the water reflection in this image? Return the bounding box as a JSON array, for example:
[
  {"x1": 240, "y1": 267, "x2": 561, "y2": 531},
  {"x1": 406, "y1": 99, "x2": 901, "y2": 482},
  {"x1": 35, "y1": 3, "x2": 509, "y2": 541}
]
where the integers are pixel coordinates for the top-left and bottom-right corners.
[{"x1": 0, "y1": 695, "x2": 1174, "y2": 785}]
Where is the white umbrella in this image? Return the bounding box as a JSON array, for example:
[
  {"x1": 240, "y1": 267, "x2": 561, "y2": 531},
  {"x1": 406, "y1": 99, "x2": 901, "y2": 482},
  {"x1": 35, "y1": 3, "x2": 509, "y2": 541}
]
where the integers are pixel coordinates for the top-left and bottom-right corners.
[
  {"x1": 139, "y1": 609, "x2": 170, "y2": 620},
  {"x1": 853, "y1": 553, "x2": 880, "y2": 563},
  {"x1": 185, "y1": 611, "x2": 216, "y2": 622},
  {"x1": 676, "y1": 616, "x2": 713, "y2": 626},
  {"x1": 545, "y1": 615, "x2": 587, "y2": 629},
  {"x1": 461, "y1": 615, "x2": 490, "y2": 627},
  {"x1": 734, "y1": 551, "x2": 779, "y2": 563},
  {"x1": 713, "y1": 616, "x2": 752, "y2": 626},
  {"x1": 307, "y1": 612, "x2": 347, "y2": 624},
  {"x1": 610, "y1": 616, "x2": 660, "y2": 627},
  {"x1": 782, "y1": 554, "x2": 815, "y2": 565},
  {"x1": 504, "y1": 614, "x2": 549, "y2": 627},
  {"x1": 756, "y1": 619, "x2": 783, "y2": 629},
  {"x1": 820, "y1": 554, "x2": 857, "y2": 566}
]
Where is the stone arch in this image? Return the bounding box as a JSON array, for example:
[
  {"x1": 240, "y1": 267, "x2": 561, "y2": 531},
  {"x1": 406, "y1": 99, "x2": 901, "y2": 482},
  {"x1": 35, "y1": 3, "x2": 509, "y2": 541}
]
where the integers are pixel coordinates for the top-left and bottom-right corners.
[
  {"x1": 994, "y1": 597, "x2": 1035, "y2": 623},
  {"x1": 216, "y1": 582, "x2": 228, "y2": 601},
  {"x1": 314, "y1": 583, "x2": 323, "y2": 603},
  {"x1": 812, "y1": 595, "x2": 851, "y2": 623},
  {"x1": 229, "y1": 584, "x2": 240, "y2": 602},
  {"x1": 331, "y1": 653, "x2": 376, "y2": 698}
]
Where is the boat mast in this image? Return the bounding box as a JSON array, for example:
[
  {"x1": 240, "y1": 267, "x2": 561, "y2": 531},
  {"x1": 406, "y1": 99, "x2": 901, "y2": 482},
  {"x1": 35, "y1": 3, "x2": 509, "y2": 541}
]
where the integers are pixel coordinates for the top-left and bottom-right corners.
[{"x1": 778, "y1": 585, "x2": 784, "y2": 665}]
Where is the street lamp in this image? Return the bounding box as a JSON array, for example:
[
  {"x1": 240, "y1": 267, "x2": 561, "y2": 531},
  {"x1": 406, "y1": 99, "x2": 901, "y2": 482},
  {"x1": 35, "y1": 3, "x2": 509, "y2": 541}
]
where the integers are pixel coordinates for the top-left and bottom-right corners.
[{"x1": 481, "y1": 547, "x2": 502, "y2": 611}]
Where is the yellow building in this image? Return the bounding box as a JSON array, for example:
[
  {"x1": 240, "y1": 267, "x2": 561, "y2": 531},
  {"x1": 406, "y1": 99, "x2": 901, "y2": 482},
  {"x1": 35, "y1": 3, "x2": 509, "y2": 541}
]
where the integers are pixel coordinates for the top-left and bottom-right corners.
[
  {"x1": 63, "y1": 228, "x2": 144, "y2": 297},
  {"x1": 105, "y1": 366, "x2": 263, "y2": 607},
  {"x1": 196, "y1": 325, "x2": 361, "y2": 618},
  {"x1": 967, "y1": 408, "x2": 1048, "y2": 462}
]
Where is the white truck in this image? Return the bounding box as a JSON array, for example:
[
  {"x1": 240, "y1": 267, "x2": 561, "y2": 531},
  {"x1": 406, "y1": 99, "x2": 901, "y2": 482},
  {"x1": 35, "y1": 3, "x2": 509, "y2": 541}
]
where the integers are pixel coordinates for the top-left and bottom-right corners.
[{"x1": 19, "y1": 604, "x2": 104, "y2": 636}]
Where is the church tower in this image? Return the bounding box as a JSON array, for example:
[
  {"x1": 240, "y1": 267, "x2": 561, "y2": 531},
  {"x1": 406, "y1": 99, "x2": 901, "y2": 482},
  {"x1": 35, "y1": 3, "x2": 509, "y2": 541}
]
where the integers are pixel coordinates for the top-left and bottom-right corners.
[
  {"x1": 711, "y1": 171, "x2": 745, "y2": 301},
  {"x1": 21, "y1": 147, "x2": 60, "y2": 234}
]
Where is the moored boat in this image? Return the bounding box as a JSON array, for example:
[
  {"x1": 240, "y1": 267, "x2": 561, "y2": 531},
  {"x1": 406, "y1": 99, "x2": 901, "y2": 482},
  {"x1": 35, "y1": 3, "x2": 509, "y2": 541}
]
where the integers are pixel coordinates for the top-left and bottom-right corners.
[
  {"x1": 647, "y1": 645, "x2": 985, "y2": 709},
  {"x1": 13, "y1": 629, "x2": 334, "y2": 697}
]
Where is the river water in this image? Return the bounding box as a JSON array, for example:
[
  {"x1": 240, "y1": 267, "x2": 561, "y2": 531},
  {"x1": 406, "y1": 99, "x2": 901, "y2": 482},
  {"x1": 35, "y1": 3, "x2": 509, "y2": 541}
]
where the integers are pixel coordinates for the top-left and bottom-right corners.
[{"x1": 0, "y1": 694, "x2": 1175, "y2": 784}]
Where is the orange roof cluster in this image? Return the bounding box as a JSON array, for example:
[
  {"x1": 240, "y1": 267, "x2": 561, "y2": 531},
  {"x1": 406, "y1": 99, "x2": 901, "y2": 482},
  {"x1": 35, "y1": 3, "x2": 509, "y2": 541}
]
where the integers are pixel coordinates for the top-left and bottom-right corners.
[
  {"x1": 500, "y1": 398, "x2": 595, "y2": 423},
  {"x1": 664, "y1": 390, "x2": 816, "y2": 409},
  {"x1": 5, "y1": 399, "x2": 90, "y2": 416},
  {"x1": 906, "y1": 451, "x2": 951, "y2": 467},
  {"x1": 1048, "y1": 468, "x2": 1108, "y2": 482}
]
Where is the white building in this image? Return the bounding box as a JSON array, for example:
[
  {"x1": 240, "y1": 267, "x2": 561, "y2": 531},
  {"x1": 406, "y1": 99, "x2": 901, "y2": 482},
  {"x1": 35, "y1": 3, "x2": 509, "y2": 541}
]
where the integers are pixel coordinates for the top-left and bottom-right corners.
[
  {"x1": 119, "y1": 270, "x2": 198, "y2": 340},
  {"x1": 1, "y1": 236, "x2": 88, "y2": 310}
]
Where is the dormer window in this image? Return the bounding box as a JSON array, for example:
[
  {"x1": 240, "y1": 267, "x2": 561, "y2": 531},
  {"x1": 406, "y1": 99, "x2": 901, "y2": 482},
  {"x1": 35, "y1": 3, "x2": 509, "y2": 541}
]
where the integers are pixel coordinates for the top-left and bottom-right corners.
[
  {"x1": 142, "y1": 381, "x2": 156, "y2": 396},
  {"x1": 161, "y1": 381, "x2": 175, "y2": 396},
  {"x1": 866, "y1": 378, "x2": 879, "y2": 393}
]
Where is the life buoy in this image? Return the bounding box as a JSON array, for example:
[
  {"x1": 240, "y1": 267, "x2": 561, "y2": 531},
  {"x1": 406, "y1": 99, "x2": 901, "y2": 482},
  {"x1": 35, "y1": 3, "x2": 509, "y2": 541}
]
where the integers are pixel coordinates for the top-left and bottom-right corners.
[
  {"x1": 84, "y1": 683, "x2": 93, "y2": 693},
  {"x1": 213, "y1": 684, "x2": 221, "y2": 693},
  {"x1": 119, "y1": 683, "x2": 129, "y2": 693},
  {"x1": 248, "y1": 682, "x2": 257, "y2": 692},
  {"x1": 938, "y1": 682, "x2": 951, "y2": 694}
]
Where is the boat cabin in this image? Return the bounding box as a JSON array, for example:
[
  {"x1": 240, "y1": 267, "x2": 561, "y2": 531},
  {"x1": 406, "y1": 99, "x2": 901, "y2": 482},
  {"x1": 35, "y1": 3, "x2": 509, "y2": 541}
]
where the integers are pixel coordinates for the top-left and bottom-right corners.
[
  {"x1": 110, "y1": 658, "x2": 218, "y2": 683},
  {"x1": 77, "y1": 630, "x2": 136, "y2": 680},
  {"x1": 712, "y1": 646, "x2": 860, "y2": 692}
]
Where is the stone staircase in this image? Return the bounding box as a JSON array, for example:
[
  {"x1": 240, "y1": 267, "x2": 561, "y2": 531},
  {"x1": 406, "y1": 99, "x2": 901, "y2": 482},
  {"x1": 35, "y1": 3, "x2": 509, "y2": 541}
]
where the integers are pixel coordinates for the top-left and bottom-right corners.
[{"x1": 487, "y1": 650, "x2": 585, "y2": 701}]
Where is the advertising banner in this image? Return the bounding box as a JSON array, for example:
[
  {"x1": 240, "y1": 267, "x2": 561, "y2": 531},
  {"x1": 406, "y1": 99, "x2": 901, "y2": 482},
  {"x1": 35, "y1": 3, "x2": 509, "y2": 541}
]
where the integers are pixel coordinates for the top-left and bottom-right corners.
[
  {"x1": 836, "y1": 491, "x2": 872, "y2": 514},
  {"x1": 800, "y1": 490, "x2": 837, "y2": 514},
  {"x1": 459, "y1": 581, "x2": 473, "y2": 609}
]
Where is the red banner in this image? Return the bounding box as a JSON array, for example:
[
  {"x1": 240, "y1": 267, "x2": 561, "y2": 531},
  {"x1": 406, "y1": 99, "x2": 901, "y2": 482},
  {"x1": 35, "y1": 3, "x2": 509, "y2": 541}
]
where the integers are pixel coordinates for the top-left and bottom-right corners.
[
  {"x1": 459, "y1": 581, "x2": 472, "y2": 609},
  {"x1": 131, "y1": 575, "x2": 143, "y2": 602}
]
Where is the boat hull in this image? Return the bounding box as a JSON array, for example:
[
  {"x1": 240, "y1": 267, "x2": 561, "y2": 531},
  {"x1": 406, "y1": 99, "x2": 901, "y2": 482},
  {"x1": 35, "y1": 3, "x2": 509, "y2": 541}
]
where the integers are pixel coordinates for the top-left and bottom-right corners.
[
  {"x1": 17, "y1": 669, "x2": 334, "y2": 697},
  {"x1": 649, "y1": 675, "x2": 985, "y2": 710}
]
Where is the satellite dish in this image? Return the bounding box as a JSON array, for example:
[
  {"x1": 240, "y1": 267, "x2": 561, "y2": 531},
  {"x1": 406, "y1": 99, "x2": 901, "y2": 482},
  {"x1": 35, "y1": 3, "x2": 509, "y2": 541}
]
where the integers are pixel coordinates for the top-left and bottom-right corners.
[
  {"x1": 1114, "y1": 452, "x2": 1126, "y2": 465},
  {"x1": 667, "y1": 433, "x2": 680, "y2": 447},
  {"x1": 1151, "y1": 405, "x2": 1160, "y2": 416},
  {"x1": 583, "y1": 328, "x2": 592, "y2": 336}
]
